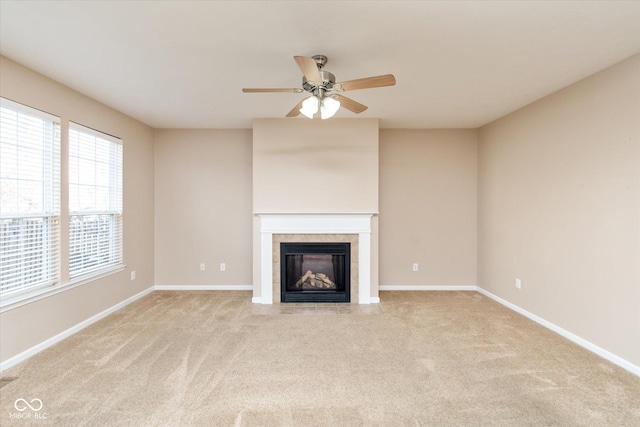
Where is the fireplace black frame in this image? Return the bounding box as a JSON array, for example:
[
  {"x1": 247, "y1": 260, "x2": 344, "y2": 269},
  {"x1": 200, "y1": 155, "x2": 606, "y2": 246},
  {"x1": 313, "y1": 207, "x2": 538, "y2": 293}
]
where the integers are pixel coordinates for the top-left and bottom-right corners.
[{"x1": 280, "y1": 242, "x2": 350, "y2": 303}]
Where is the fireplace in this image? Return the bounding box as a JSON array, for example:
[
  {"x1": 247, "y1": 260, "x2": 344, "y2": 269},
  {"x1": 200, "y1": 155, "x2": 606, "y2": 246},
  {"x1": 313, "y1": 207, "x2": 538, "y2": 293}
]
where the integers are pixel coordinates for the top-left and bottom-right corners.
[
  {"x1": 256, "y1": 214, "x2": 374, "y2": 304},
  {"x1": 280, "y1": 242, "x2": 350, "y2": 303}
]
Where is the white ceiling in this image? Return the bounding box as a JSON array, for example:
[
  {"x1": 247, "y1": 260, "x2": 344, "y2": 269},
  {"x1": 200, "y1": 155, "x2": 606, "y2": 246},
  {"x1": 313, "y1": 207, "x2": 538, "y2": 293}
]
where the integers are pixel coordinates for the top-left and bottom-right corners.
[{"x1": 1, "y1": 1, "x2": 639, "y2": 129}]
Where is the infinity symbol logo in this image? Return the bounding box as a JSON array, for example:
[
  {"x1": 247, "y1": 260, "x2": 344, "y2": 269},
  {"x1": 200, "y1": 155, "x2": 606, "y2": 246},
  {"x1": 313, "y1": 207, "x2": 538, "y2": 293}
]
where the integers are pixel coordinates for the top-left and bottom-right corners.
[{"x1": 14, "y1": 398, "x2": 43, "y2": 412}]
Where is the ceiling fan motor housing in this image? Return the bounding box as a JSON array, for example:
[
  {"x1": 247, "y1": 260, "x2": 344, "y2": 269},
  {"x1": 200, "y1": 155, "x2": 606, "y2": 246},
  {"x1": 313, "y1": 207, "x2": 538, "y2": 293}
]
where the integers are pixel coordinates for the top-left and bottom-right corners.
[{"x1": 302, "y1": 70, "x2": 335, "y2": 92}]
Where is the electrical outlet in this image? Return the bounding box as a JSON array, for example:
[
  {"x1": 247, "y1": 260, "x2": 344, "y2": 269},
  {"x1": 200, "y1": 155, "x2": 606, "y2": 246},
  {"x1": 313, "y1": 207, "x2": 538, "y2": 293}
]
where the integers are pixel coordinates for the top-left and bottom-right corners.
[
  {"x1": 412, "y1": 263, "x2": 419, "y2": 272},
  {"x1": 200, "y1": 263, "x2": 205, "y2": 271},
  {"x1": 130, "y1": 271, "x2": 136, "y2": 280},
  {"x1": 515, "y1": 278, "x2": 521, "y2": 289},
  {"x1": 220, "y1": 263, "x2": 226, "y2": 271}
]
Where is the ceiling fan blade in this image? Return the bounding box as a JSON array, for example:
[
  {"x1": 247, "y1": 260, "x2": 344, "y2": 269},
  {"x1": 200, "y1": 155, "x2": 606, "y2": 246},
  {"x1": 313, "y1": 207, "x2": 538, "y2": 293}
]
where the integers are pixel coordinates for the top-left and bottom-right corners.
[
  {"x1": 243, "y1": 88, "x2": 303, "y2": 93},
  {"x1": 286, "y1": 99, "x2": 305, "y2": 117},
  {"x1": 334, "y1": 95, "x2": 368, "y2": 114},
  {"x1": 294, "y1": 56, "x2": 322, "y2": 82},
  {"x1": 336, "y1": 74, "x2": 396, "y2": 91}
]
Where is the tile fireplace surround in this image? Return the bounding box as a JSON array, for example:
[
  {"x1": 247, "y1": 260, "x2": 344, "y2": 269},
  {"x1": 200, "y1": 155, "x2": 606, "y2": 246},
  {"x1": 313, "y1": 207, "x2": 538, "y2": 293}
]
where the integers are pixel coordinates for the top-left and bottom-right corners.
[{"x1": 255, "y1": 214, "x2": 375, "y2": 304}]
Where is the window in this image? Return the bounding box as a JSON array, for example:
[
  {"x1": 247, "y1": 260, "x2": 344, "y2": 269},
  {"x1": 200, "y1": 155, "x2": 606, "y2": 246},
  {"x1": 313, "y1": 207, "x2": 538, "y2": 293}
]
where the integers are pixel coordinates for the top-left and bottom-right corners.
[
  {"x1": 0, "y1": 98, "x2": 61, "y2": 297},
  {"x1": 68, "y1": 124, "x2": 122, "y2": 279},
  {"x1": 0, "y1": 98, "x2": 124, "y2": 306}
]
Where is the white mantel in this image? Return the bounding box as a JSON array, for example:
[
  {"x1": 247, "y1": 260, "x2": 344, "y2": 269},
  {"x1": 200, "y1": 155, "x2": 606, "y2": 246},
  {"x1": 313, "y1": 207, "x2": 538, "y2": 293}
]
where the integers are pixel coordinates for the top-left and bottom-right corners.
[{"x1": 256, "y1": 213, "x2": 375, "y2": 304}]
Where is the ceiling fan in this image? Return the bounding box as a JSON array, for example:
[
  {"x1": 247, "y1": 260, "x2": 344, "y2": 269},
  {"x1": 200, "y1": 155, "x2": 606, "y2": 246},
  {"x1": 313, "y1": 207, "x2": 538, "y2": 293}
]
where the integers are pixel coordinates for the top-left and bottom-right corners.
[{"x1": 242, "y1": 55, "x2": 396, "y2": 119}]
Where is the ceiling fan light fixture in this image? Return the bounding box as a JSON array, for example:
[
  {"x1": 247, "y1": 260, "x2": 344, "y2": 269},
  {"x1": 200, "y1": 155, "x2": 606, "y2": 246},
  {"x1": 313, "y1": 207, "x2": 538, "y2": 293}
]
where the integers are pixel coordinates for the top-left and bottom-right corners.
[
  {"x1": 320, "y1": 96, "x2": 340, "y2": 120},
  {"x1": 243, "y1": 55, "x2": 395, "y2": 118},
  {"x1": 300, "y1": 95, "x2": 319, "y2": 118}
]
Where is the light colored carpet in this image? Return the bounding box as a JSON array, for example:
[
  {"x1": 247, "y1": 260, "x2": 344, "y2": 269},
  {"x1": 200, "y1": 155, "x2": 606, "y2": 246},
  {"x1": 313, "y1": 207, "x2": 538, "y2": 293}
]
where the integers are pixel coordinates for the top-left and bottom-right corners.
[{"x1": 1, "y1": 291, "x2": 639, "y2": 426}]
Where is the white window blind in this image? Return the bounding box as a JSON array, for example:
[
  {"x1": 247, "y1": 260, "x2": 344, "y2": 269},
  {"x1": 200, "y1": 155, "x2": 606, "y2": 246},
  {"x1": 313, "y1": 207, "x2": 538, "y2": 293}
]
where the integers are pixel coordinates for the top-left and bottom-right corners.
[
  {"x1": 0, "y1": 98, "x2": 61, "y2": 297},
  {"x1": 68, "y1": 123, "x2": 122, "y2": 279}
]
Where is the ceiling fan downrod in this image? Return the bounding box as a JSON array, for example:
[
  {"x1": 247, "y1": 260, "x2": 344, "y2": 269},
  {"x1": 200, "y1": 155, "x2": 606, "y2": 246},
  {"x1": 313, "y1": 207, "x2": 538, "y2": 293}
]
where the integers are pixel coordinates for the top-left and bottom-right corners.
[{"x1": 312, "y1": 55, "x2": 328, "y2": 70}]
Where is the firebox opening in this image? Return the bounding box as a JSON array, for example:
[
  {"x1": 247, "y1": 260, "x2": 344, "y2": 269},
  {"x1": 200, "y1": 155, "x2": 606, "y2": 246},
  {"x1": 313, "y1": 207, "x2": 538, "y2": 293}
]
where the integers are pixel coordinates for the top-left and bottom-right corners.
[{"x1": 280, "y1": 242, "x2": 350, "y2": 303}]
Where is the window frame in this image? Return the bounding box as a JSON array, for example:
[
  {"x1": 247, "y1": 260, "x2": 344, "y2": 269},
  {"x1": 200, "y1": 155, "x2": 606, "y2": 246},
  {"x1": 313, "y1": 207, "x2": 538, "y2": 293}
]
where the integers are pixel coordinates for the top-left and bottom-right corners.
[
  {"x1": 0, "y1": 98, "x2": 61, "y2": 300},
  {"x1": 68, "y1": 122, "x2": 123, "y2": 281}
]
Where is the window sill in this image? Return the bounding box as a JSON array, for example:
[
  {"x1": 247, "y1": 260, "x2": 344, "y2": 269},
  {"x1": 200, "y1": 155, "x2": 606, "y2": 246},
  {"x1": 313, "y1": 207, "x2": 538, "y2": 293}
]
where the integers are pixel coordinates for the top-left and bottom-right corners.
[{"x1": 0, "y1": 264, "x2": 125, "y2": 313}]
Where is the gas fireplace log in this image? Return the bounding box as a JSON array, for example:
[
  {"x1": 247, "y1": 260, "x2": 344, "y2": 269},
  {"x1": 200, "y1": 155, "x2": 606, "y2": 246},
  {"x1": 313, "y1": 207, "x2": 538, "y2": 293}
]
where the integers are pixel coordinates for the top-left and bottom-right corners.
[
  {"x1": 317, "y1": 273, "x2": 332, "y2": 285},
  {"x1": 295, "y1": 270, "x2": 337, "y2": 289},
  {"x1": 295, "y1": 270, "x2": 314, "y2": 288}
]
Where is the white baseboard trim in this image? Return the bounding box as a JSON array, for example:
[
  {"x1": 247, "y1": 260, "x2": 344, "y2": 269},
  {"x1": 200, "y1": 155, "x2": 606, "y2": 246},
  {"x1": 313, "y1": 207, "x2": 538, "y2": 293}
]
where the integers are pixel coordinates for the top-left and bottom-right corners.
[
  {"x1": 370, "y1": 297, "x2": 381, "y2": 304},
  {"x1": 379, "y1": 285, "x2": 478, "y2": 291},
  {"x1": 154, "y1": 285, "x2": 253, "y2": 291},
  {"x1": 0, "y1": 286, "x2": 154, "y2": 372},
  {"x1": 477, "y1": 287, "x2": 640, "y2": 377}
]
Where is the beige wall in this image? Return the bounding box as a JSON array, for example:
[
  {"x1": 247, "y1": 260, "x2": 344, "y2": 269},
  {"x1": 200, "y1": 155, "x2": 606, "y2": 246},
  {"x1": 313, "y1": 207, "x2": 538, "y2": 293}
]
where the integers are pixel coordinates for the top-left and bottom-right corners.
[
  {"x1": 252, "y1": 119, "x2": 379, "y2": 213},
  {"x1": 379, "y1": 130, "x2": 478, "y2": 286},
  {"x1": 0, "y1": 56, "x2": 155, "y2": 363},
  {"x1": 154, "y1": 129, "x2": 253, "y2": 286},
  {"x1": 478, "y1": 54, "x2": 640, "y2": 366},
  {"x1": 251, "y1": 119, "x2": 380, "y2": 299}
]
